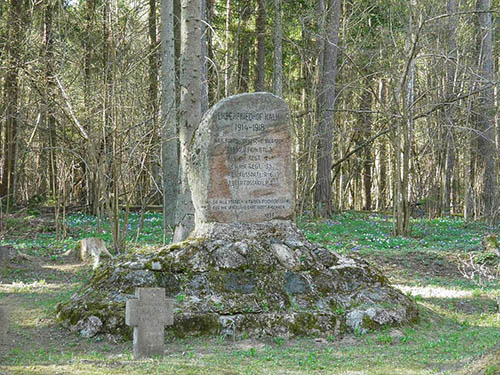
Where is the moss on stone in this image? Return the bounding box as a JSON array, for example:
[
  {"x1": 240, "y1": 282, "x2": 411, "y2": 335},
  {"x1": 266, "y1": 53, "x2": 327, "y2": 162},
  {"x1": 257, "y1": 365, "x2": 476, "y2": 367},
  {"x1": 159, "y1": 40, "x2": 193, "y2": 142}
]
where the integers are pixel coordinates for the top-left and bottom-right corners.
[{"x1": 56, "y1": 221, "x2": 418, "y2": 339}]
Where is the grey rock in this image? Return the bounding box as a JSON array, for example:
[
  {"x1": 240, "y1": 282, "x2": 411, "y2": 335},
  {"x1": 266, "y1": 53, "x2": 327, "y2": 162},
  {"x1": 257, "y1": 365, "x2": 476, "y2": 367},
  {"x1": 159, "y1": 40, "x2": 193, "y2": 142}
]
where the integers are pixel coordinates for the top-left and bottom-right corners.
[
  {"x1": 78, "y1": 316, "x2": 103, "y2": 338},
  {"x1": 215, "y1": 245, "x2": 247, "y2": 269},
  {"x1": 284, "y1": 240, "x2": 304, "y2": 248},
  {"x1": 126, "y1": 261, "x2": 146, "y2": 270},
  {"x1": 271, "y1": 243, "x2": 297, "y2": 270},
  {"x1": 151, "y1": 261, "x2": 162, "y2": 270},
  {"x1": 284, "y1": 272, "x2": 310, "y2": 295},
  {"x1": 233, "y1": 241, "x2": 249, "y2": 256},
  {"x1": 223, "y1": 272, "x2": 256, "y2": 294},
  {"x1": 124, "y1": 270, "x2": 156, "y2": 285},
  {"x1": 346, "y1": 310, "x2": 370, "y2": 334},
  {"x1": 187, "y1": 275, "x2": 209, "y2": 294}
]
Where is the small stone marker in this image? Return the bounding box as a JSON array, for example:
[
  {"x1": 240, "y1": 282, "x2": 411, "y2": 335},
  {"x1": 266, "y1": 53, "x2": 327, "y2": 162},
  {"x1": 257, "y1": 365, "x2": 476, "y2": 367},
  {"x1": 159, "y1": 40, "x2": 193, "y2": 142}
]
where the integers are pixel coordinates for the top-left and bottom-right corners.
[
  {"x1": 190, "y1": 92, "x2": 295, "y2": 226},
  {"x1": 0, "y1": 306, "x2": 8, "y2": 351},
  {"x1": 0, "y1": 306, "x2": 8, "y2": 335},
  {"x1": 125, "y1": 288, "x2": 174, "y2": 358},
  {"x1": 0, "y1": 246, "x2": 14, "y2": 263},
  {"x1": 79, "y1": 238, "x2": 113, "y2": 269}
]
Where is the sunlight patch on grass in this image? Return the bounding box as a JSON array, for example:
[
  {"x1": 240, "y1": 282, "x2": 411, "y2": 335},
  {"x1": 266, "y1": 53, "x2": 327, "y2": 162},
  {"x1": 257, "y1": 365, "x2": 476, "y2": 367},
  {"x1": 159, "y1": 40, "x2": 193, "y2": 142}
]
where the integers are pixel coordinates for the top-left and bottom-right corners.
[
  {"x1": 0, "y1": 280, "x2": 69, "y2": 293},
  {"x1": 396, "y1": 285, "x2": 474, "y2": 299},
  {"x1": 2, "y1": 211, "x2": 500, "y2": 374}
]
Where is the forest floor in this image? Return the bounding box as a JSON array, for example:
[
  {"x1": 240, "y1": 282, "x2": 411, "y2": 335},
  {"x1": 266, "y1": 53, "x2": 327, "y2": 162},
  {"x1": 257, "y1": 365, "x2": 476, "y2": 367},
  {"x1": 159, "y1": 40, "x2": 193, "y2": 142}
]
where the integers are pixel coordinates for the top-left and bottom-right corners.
[{"x1": 1, "y1": 211, "x2": 500, "y2": 374}]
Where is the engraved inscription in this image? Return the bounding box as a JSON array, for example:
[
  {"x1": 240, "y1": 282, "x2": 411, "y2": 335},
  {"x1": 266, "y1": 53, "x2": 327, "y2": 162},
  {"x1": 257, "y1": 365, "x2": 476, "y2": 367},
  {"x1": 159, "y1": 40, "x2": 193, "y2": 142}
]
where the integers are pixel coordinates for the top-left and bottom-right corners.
[
  {"x1": 212, "y1": 109, "x2": 289, "y2": 217},
  {"x1": 190, "y1": 93, "x2": 294, "y2": 224}
]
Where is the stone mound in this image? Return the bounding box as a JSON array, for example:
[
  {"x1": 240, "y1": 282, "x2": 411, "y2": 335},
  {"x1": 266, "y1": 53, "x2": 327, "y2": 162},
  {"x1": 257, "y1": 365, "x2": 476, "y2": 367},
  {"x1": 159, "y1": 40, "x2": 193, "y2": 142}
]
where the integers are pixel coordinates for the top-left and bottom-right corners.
[{"x1": 56, "y1": 221, "x2": 418, "y2": 339}]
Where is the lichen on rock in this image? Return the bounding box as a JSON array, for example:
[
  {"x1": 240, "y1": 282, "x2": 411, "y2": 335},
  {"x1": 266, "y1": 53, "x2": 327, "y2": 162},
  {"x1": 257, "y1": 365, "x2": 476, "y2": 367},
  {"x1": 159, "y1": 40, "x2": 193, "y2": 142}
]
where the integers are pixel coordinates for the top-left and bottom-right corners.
[{"x1": 55, "y1": 220, "x2": 418, "y2": 339}]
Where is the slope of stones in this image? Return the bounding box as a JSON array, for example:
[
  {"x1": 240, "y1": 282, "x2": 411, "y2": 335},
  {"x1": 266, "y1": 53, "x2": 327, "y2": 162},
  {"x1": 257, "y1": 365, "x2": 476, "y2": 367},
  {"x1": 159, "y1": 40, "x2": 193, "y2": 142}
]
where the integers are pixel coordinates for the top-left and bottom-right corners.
[{"x1": 56, "y1": 221, "x2": 418, "y2": 339}]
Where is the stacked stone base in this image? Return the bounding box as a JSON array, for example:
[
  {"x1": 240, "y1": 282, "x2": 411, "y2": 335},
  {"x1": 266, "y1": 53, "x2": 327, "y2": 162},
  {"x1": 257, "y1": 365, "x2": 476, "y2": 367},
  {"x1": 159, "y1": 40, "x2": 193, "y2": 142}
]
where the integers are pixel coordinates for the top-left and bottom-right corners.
[{"x1": 56, "y1": 221, "x2": 418, "y2": 339}]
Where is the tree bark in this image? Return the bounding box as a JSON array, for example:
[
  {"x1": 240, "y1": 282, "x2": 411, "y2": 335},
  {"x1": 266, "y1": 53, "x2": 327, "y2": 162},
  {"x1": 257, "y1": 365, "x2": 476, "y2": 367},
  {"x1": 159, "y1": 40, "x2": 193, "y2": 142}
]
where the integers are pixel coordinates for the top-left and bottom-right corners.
[
  {"x1": 272, "y1": 0, "x2": 283, "y2": 96},
  {"x1": 393, "y1": 0, "x2": 416, "y2": 236},
  {"x1": 161, "y1": 0, "x2": 178, "y2": 235},
  {"x1": 475, "y1": 0, "x2": 495, "y2": 220},
  {"x1": 44, "y1": 1, "x2": 58, "y2": 202},
  {"x1": 147, "y1": 0, "x2": 159, "y2": 197},
  {"x1": 224, "y1": 0, "x2": 231, "y2": 96},
  {"x1": 314, "y1": 0, "x2": 340, "y2": 217},
  {"x1": 442, "y1": 0, "x2": 457, "y2": 217},
  {"x1": 173, "y1": 0, "x2": 202, "y2": 242},
  {"x1": 255, "y1": 0, "x2": 266, "y2": 92},
  {"x1": 376, "y1": 78, "x2": 387, "y2": 211},
  {"x1": 237, "y1": 4, "x2": 251, "y2": 93},
  {"x1": 200, "y1": 0, "x2": 208, "y2": 113},
  {"x1": 0, "y1": 0, "x2": 24, "y2": 207},
  {"x1": 359, "y1": 81, "x2": 373, "y2": 211}
]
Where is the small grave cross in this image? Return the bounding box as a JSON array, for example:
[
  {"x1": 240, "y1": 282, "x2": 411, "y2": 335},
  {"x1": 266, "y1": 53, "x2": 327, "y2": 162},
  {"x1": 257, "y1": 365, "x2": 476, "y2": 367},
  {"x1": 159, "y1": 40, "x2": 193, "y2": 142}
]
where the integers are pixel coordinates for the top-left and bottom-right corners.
[{"x1": 125, "y1": 288, "x2": 174, "y2": 358}]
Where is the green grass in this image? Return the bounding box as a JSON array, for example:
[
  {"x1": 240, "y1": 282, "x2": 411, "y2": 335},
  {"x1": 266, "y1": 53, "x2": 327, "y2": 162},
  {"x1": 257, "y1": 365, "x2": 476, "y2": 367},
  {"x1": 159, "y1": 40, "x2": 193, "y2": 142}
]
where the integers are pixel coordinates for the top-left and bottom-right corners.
[
  {"x1": 1, "y1": 211, "x2": 167, "y2": 257},
  {"x1": 2, "y1": 210, "x2": 500, "y2": 374},
  {"x1": 299, "y1": 212, "x2": 489, "y2": 253}
]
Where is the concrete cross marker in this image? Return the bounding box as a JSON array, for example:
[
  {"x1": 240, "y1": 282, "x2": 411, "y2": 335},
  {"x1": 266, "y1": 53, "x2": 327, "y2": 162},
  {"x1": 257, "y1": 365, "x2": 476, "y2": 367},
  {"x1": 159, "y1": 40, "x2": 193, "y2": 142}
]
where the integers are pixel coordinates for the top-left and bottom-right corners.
[{"x1": 125, "y1": 288, "x2": 174, "y2": 358}]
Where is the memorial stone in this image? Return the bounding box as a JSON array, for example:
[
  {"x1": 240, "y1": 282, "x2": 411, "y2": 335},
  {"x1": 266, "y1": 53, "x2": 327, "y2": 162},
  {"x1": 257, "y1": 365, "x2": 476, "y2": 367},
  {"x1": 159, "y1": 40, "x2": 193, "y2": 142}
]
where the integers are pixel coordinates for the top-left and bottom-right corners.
[
  {"x1": 190, "y1": 92, "x2": 295, "y2": 227},
  {"x1": 56, "y1": 93, "x2": 419, "y2": 342},
  {"x1": 125, "y1": 288, "x2": 174, "y2": 358}
]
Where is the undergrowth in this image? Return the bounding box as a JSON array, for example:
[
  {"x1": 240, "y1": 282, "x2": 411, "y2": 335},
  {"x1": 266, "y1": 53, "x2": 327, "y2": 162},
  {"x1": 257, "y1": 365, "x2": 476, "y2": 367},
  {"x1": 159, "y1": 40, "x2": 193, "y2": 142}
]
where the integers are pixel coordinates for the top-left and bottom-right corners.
[{"x1": 1, "y1": 210, "x2": 500, "y2": 375}]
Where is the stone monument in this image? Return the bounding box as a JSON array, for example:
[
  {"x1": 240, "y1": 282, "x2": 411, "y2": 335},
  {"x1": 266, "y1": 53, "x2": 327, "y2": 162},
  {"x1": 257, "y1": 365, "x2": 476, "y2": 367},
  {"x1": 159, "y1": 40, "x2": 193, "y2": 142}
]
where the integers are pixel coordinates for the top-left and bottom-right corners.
[
  {"x1": 125, "y1": 288, "x2": 174, "y2": 358},
  {"x1": 56, "y1": 93, "x2": 418, "y2": 339},
  {"x1": 190, "y1": 92, "x2": 294, "y2": 229}
]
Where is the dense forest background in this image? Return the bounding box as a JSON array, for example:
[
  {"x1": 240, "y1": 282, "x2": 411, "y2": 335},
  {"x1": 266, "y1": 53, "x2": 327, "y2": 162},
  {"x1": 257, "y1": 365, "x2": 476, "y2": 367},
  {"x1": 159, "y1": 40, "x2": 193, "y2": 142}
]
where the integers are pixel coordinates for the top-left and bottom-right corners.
[{"x1": 0, "y1": 0, "x2": 498, "y2": 243}]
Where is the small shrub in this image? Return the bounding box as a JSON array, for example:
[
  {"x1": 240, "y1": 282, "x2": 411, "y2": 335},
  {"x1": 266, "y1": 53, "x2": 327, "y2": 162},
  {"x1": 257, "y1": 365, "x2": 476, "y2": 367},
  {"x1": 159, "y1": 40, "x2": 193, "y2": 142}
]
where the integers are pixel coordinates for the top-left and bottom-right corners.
[
  {"x1": 376, "y1": 332, "x2": 392, "y2": 345},
  {"x1": 273, "y1": 337, "x2": 285, "y2": 347},
  {"x1": 486, "y1": 365, "x2": 500, "y2": 375}
]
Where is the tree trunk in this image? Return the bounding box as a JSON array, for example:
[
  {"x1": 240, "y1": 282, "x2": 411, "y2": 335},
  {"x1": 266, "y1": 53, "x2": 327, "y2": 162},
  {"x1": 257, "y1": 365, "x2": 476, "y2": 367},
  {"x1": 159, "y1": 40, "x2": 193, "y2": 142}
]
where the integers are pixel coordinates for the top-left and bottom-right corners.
[
  {"x1": 173, "y1": 0, "x2": 202, "y2": 242},
  {"x1": 200, "y1": 0, "x2": 208, "y2": 114},
  {"x1": 314, "y1": 0, "x2": 340, "y2": 217},
  {"x1": 359, "y1": 80, "x2": 373, "y2": 211},
  {"x1": 376, "y1": 78, "x2": 387, "y2": 211},
  {"x1": 393, "y1": 1, "x2": 416, "y2": 236},
  {"x1": 83, "y1": 0, "x2": 97, "y2": 213},
  {"x1": 147, "y1": 0, "x2": 159, "y2": 197},
  {"x1": 0, "y1": 0, "x2": 24, "y2": 208},
  {"x1": 237, "y1": 4, "x2": 251, "y2": 93},
  {"x1": 224, "y1": 0, "x2": 231, "y2": 96},
  {"x1": 272, "y1": 0, "x2": 283, "y2": 96},
  {"x1": 475, "y1": 0, "x2": 495, "y2": 220},
  {"x1": 442, "y1": 0, "x2": 457, "y2": 216},
  {"x1": 255, "y1": 0, "x2": 266, "y2": 92},
  {"x1": 43, "y1": 0, "x2": 58, "y2": 202},
  {"x1": 161, "y1": 0, "x2": 178, "y2": 236}
]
